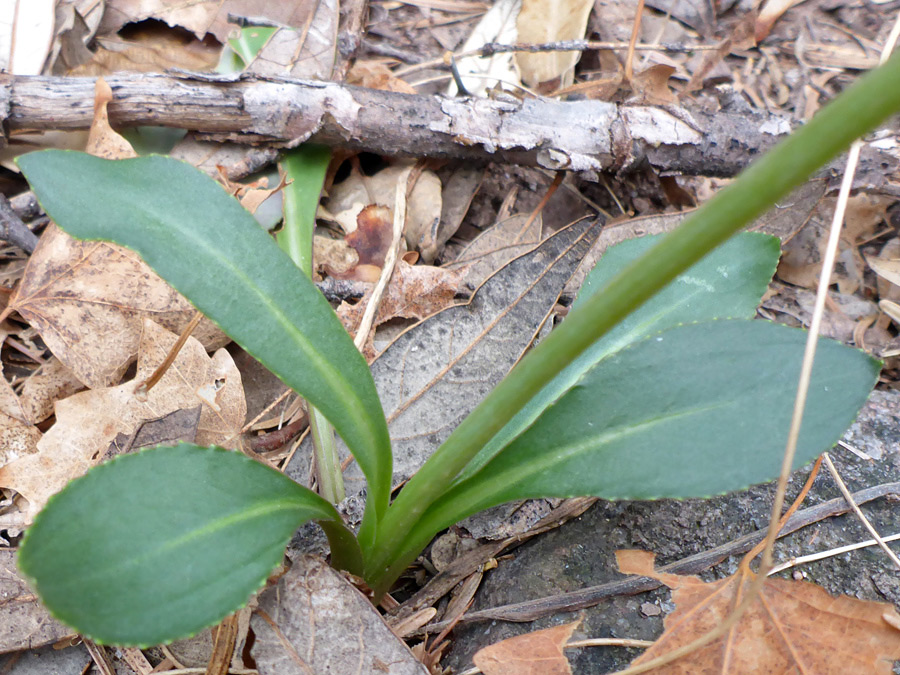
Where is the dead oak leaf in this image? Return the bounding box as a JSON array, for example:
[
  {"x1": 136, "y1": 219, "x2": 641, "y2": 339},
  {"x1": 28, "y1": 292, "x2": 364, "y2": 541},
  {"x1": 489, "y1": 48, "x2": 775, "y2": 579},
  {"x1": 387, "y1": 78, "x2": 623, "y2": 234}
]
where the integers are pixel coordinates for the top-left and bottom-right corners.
[
  {"x1": 618, "y1": 549, "x2": 900, "y2": 674},
  {"x1": 472, "y1": 619, "x2": 580, "y2": 675},
  {"x1": 0, "y1": 357, "x2": 83, "y2": 425},
  {"x1": 8, "y1": 224, "x2": 226, "y2": 388},
  {"x1": 0, "y1": 319, "x2": 246, "y2": 523}
]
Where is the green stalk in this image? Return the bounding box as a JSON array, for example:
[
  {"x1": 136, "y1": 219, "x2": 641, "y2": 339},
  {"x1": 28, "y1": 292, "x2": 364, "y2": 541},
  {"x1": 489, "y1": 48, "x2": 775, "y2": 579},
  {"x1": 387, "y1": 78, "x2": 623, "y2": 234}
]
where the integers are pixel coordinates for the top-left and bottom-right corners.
[
  {"x1": 278, "y1": 145, "x2": 329, "y2": 278},
  {"x1": 365, "y1": 50, "x2": 900, "y2": 589},
  {"x1": 277, "y1": 146, "x2": 346, "y2": 505},
  {"x1": 319, "y1": 518, "x2": 364, "y2": 577}
]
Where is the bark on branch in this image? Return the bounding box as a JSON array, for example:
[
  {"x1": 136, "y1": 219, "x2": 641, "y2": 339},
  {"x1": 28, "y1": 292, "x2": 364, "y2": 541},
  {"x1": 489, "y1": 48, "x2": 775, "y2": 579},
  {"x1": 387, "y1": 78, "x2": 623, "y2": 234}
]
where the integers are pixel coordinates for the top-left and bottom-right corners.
[{"x1": 0, "y1": 71, "x2": 804, "y2": 177}]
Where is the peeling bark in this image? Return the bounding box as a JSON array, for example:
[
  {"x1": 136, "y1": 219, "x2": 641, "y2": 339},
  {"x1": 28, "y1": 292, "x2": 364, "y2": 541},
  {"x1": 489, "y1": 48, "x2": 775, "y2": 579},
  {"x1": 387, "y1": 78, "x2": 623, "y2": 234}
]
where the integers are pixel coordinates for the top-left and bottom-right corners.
[
  {"x1": 1, "y1": 71, "x2": 805, "y2": 177},
  {"x1": 2, "y1": 72, "x2": 895, "y2": 183}
]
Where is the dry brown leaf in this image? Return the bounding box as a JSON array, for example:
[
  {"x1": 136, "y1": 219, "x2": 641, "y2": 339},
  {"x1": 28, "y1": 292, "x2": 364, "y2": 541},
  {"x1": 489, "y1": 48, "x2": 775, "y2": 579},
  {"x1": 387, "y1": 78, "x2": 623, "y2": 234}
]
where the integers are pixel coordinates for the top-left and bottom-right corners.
[
  {"x1": 630, "y1": 64, "x2": 677, "y2": 105},
  {"x1": 98, "y1": 0, "x2": 315, "y2": 43},
  {"x1": 70, "y1": 24, "x2": 220, "y2": 76},
  {"x1": 337, "y1": 260, "x2": 463, "y2": 352},
  {"x1": 87, "y1": 77, "x2": 137, "y2": 159},
  {"x1": 323, "y1": 164, "x2": 442, "y2": 258},
  {"x1": 618, "y1": 550, "x2": 900, "y2": 674},
  {"x1": 6, "y1": 76, "x2": 225, "y2": 387},
  {"x1": 347, "y1": 60, "x2": 417, "y2": 94},
  {"x1": 872, "y1": 238, "x2": 900, "y2": 304},
  {"x1": 756, "y1": 0, "x2": 805, "y2": 42},
  {"x1": 321, "y1": 190, "x2": 402, "y2": 286},
  {"x1": 1, "y1": 357, "x2": 83, "y2": 425},
  {"x1": 251, "y1": 555, "x2": 428, "y2": 675},
  {"x1": 0, "y1": 319, "x2": 246, "y2": 522},
  {"x1": 0, "y1": 410, "x2": 42, "y2": 469},
  {"x1": 347, "y1": 205, "x2": 394, "y2": 269},
  {"x1": 868, "y1": 255, "x2": 900, "y2": 289},
  {"x1": 516, "y1": 0, "x2": 594, "y2": 87},
  {"x1": 472, "y1": 619, "x2": 580, "y2": 675},
  {"x1": 8, "y1": 224, "x2": 227, "y2": 388},
  {"x1": 313, "y1": 235, "x2": 359, "y2": 278},
  {"x1": 842, "y1": 193, "x2": 892, "y2": 245}
]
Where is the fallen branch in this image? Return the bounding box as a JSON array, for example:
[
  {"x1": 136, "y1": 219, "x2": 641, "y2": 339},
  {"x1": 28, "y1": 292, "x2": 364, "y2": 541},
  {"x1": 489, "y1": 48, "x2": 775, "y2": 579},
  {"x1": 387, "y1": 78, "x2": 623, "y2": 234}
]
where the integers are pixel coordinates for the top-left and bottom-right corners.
[{"x1": 2, "y1": 72, "x2": 799, "y2": 177}]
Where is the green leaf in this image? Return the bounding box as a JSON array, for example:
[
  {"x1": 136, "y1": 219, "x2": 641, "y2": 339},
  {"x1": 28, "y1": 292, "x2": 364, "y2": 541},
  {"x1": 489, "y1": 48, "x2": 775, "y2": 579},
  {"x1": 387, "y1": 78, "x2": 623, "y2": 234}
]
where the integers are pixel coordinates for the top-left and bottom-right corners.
[
  {"x1": 17, "y1": 444, "x2": 340, "y2": 646},
  {"x1": 463, "y1": 232, "x2": 781, "y2": 479},
  {"x1": 418, "y1": 320, "x2": 879, "y2": 532},
  {"x1": 16, "y1": 150, "x2": 392, "y2": 523}
]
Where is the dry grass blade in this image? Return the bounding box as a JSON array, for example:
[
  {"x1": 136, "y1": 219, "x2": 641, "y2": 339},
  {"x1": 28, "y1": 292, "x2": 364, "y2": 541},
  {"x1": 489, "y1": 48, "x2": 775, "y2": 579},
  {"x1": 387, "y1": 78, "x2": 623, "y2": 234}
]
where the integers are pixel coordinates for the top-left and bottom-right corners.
[{"x1": 821, "y1": 452, "x2": 900, "y2": 570}]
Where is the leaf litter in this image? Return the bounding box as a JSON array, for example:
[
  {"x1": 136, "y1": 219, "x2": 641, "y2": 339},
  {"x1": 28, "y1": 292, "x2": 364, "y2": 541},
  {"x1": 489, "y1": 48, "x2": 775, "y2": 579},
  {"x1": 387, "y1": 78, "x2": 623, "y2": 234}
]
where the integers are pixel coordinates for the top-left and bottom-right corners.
[
  {"x1": 0, "y1": 318, "x2": 246, "y2": 525},
  {"x1": 4, "y1": 0, "x2": 900, "y2": 672},
  {"x1": 618, "y1": 549, "x2": 900, "y2": 674}
]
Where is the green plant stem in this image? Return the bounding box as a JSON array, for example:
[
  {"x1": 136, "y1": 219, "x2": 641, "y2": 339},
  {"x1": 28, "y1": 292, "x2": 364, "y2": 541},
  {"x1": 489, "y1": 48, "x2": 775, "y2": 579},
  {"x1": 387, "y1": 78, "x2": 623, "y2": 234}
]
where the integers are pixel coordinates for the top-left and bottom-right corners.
[
  {"x1": 278, "y1": 145, "x2": 330, "y2": 278},
  {"x1": 364, "y1": 50, "x2": 900, "y2": 591},
  {"x1": 278, "y1": 146, "x2": 346, "y2": 506},
  {"x1": 309, "y1": 405, "x2": 344, "y2": 503},
  {"x1": 319, "y1": 518, "x2": 365, "y2": 577}
]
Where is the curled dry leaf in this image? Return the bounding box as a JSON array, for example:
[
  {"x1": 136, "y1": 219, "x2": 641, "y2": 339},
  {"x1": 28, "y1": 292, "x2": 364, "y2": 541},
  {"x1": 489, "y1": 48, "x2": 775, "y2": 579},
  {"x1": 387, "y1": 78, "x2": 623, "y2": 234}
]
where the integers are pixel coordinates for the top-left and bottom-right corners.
[
  {"x1": 629, "y1": 64, "x2": 677, "y2": 105},
  {"x1": 313, "y1": 235, "x2": 359, "y2": 278},
  {"x1": 0, "y1": 357, "x2": 83, "y2": 425},
  {"x1": 618, "y1": 550, "x2": 900, "y2": 674},
  {"x1": 98, "y1": 0, "x2": 315, "y2": 43},
  {"x1": 336, "y1": 260, "x2": 464, "y2": 357},
  {"x1": 346, "y1": 204, "x2": 394, "y2": 271},
  {"x1": 0, "y1": 319, "x2": 246, "y2": 523},
  {"x1": 8, "y1": 224, "x2": 227, "y2": 388},
  {"x1": 87, "y1": 78, "x2": 136, "y2": 159},
  {"x1": 472, "y1": 619, "x2": 580, "y2": 675},
  {"x1": 347, "y1": 61, "x2": 417, "y2": 94},
  {"x1": 323, "y1": 164, "x2": 442, "y2": 259}
]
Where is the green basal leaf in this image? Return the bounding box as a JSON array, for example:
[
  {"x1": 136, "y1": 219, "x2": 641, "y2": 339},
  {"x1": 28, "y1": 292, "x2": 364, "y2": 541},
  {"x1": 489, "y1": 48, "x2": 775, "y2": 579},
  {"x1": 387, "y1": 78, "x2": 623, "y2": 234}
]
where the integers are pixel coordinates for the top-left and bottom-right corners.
[
  {"x1": 418, "y1": 320, "x2": 879, "y2": 533},
  {"x1": 17, "y1": 445, "x2": 340, "y2": 646},
  {"x1": 462, "y1": 232, "x2": 781, "y2": 480},
  {"x1": 17, "y1": 150, "x2": 393, "y2": 523}
]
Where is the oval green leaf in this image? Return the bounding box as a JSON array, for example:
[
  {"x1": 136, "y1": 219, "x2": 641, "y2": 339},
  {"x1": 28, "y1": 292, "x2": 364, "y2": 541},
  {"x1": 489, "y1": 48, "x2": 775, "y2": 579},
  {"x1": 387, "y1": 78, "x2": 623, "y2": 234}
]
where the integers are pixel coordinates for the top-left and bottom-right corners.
[
  {"x1": 421, "y1": 320, "x2": 879, "y2": 532},
  {"x1": 464, "y1": 232, "x2": 781, "y2": 479},
  {"x1": 16, "y1": 150, "x2": 392, "y2": 521},
  {"x1": 17, "y1": 444, "x2": 340, "y2": 646}
]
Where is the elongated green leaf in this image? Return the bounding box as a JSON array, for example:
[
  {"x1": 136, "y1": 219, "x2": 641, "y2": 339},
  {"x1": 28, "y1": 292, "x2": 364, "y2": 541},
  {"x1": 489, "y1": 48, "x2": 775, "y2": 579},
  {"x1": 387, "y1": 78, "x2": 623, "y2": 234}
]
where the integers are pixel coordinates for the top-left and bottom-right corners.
[
  {"x1": 463, "y1": 232, "x2": 780, "y2": 479},
  {"x1": 17, "y1": 445, "x2": 340, "y2": 646},
  {"x1": 16, "y1": 150, "x2": 392, "y2": 522},
  {"x1": 417, "y1": 320, "x2": 878, "y2": 534}
]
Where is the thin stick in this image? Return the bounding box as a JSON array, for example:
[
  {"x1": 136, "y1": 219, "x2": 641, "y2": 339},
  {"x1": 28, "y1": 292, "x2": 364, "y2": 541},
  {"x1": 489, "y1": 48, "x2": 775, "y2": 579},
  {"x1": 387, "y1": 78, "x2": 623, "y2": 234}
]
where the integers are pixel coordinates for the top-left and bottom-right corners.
[
  {"x1": 517, "y1": 172, "x2": 564, "y2": 239},
  {"x1": 624, "y1": 0, "x2": 646, "y2": 84},
  {"x1": 394, "y1": 40, "x2": 719, "y2": 77},
  {"x1": 821, "y1": 452, "x2": 900, "y2": 570},
  {"x1": 352, "y1": 167, "x2": 414, "y2": 350},
  {"x1": 769, "y1": 531, "x2": 900, "y2": 576},
  {"x1": 134, "y1": 310, "x2": 203, "y2": 397}
]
